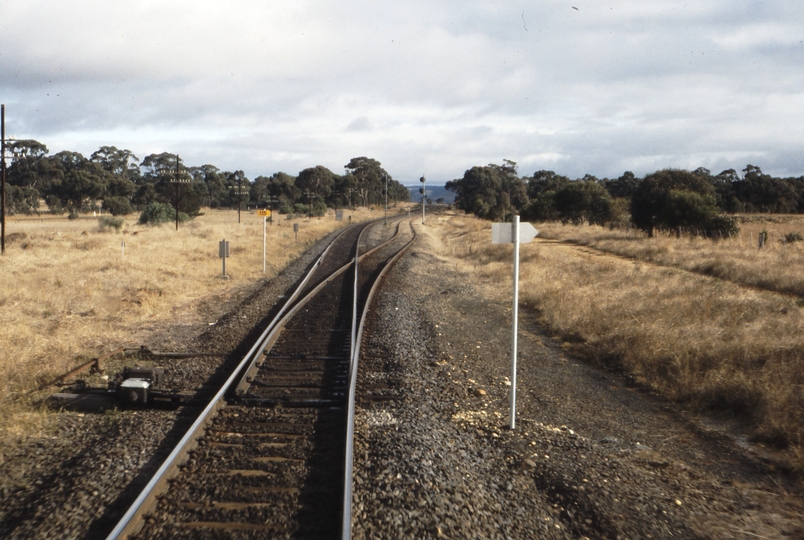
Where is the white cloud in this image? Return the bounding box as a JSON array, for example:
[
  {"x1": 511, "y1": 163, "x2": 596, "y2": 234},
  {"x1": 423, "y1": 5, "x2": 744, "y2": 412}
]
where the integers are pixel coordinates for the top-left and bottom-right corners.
[{"x1": 1, "y1": 0, "x2": 803, "y2": 182}]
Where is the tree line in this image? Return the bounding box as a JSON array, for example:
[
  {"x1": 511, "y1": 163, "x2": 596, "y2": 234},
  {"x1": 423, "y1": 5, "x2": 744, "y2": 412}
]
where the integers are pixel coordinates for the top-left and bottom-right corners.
[
  {"x1": 446, "y1": 161, "x2": 804, "y2": 237},
  {"x1": 3, "y1": 141, "x2": 409, "y2": 219}
]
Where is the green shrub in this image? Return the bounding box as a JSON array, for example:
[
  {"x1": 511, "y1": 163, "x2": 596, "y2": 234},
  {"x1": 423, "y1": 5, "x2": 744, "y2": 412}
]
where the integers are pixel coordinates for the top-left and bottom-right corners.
[
  {"x1": 311, "y1": 200, "x2": 328, "y2": 217},
  {"x1": 138, "y1": 202, "x2": 190, "y2": 225},
  {"x1": 631, "y1": 169, "x2": 719, "y2": 237},
  {"x1": 98, "y1": 216, "x2": 125, "y2": 232},
  {"x1": 103, "y1": 196, "x2": 134, "y2": 216},
  {"x1": 554, "y1": 181, "x2": 615, "y2": 225},
  {"x1": 704, "y1": 215, "x2": 740, "y2": 238},
  {"x1": 45, "y1": 195, "x2": 65, "y2": 214},
  {"x1": 782, "y1": 232, "x2": 803, "y2": 243},
  {"x1": 520, "y1": 193, "x2": 559, "y2": 222},
  {"x1": 6, "y1": 185, "x2": 40, "y2": 215}
]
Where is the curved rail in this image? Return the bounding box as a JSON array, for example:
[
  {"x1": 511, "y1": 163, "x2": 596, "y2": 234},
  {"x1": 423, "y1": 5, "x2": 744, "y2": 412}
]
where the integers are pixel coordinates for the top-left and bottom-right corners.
[{"x1": 342, "y1": 219, "x2": 418, "y2": 539}]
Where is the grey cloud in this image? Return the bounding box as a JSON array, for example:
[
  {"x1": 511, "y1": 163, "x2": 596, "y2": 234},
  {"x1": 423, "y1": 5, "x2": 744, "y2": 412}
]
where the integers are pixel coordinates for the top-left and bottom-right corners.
[
  {"x1": 1, "y1": 0, "x2": 803, "y2": 184},
  {"x1": 346, "y1": 117, "x2": 372, "y2": 131}
]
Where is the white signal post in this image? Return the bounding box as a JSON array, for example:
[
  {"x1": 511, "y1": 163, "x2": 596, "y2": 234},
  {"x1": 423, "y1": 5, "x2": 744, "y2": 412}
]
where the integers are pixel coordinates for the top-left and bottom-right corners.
[
  {"x1": 492, "y1": 216, "x2": 538, "y2": 430},
  {"x1": 420, "y1": 175, "x2": 426, "y2": 225},
  {"x1": 511, "y1": 216, "x2": 520, "y2": 430},
  {"x1": 258, "y1": 209, "x2": 271, "y2": 272}
]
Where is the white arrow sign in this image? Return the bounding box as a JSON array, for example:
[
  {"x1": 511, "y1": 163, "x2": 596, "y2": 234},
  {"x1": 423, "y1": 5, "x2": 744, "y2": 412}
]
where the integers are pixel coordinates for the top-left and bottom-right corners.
[
  {"x1": 491, "y1": 221, "x2": 539, "y2": 244},
  {"x1": 489, "y1": 217, "x2": 539, "y2": 430}
]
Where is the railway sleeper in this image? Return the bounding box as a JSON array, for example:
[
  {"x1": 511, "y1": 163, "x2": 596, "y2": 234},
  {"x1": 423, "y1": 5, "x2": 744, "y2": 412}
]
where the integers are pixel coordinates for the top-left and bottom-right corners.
[
  {"x1": 247, "y1": 379, "x2": 348, "y2": 389},
  {"x1": 233, "y1": 395, "x2": 346, "y2": 408}
]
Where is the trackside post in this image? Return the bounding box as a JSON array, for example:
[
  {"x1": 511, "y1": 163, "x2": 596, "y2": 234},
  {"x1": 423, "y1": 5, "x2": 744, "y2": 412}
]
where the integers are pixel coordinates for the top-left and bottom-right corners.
[
  {"x1": 257, "y1": 209, "x2": 271, "y2": 272},
  {"x1": 492, "y1": 216, "x2": 538, "y2": 429},
  {"x1": 219, "y1": 239, "x2": 230, "y2": 278}
]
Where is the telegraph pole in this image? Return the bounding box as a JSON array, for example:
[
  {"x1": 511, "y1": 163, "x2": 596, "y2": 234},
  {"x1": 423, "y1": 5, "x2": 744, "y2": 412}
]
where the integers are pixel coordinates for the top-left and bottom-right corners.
[
  {"x1": 171, "y1": 154, "x2": 190, "y2": 230},
  {"x1": 1, "y1": 105, "x2": 6, "y2": 255},
  {"x1": 305, "y1": 190, "x2": 315, "y2": 218},
  {"x1": 175, "y1": 155, "x2": 180, "y2": 231},
  {"x1": 384, "y1": 173, "x2": 388, "y2": 225}
]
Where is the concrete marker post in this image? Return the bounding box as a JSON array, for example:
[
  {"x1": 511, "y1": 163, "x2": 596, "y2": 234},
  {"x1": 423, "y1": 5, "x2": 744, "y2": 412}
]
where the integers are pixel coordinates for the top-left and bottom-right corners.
[
  {"x1": 510, "y1": 216, "x2": 520, "y2": 430},
  {"x1": 219, "y1": 239, "x2": 230, "y2": 278}
]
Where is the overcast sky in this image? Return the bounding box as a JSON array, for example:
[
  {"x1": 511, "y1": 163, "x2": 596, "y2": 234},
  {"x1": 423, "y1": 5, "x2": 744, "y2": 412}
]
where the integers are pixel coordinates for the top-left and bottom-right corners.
[{"x1": 1, "y1": 0, "x2": 803, "y2": 184}]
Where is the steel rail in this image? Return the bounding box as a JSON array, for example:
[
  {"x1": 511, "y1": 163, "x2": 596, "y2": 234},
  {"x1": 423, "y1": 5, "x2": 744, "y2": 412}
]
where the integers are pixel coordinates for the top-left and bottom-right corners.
[
  {"x1": 105, "y1": 223, "x2": 361, "y2": 540},
  {"x1": 342, "y1": 219, "x2": 418, "y2": 539}
]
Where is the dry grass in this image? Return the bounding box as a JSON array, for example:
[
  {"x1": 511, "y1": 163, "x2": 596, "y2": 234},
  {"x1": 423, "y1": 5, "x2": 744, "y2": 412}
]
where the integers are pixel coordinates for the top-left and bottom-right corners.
[
  {"x1": 536, "y1": 215, "x2": 804, "y2": 297},
  {"x1": 0, "y1": 206, "x2": 390, "y2": 444},
  {"x1": 430, "y1": 213, "x2": 804, "y2": 471}
]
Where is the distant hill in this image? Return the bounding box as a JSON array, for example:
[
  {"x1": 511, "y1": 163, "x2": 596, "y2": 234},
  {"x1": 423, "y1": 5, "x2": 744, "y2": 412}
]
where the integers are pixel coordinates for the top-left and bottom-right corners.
[{"x1": 406, "y1": 184, "x2": 455, "y2": 204}]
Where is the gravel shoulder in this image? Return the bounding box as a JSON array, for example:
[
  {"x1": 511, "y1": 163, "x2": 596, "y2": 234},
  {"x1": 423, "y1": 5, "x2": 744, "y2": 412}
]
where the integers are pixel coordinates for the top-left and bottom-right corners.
[{"x1": 352, "y1": 220, "x2": 804, "y2": 539}]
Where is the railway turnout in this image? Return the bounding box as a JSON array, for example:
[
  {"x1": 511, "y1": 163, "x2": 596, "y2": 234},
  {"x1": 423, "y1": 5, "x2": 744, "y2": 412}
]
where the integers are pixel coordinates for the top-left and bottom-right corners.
[{"x1": 104, "y1": 217, "x2": 415, "y2": 540}]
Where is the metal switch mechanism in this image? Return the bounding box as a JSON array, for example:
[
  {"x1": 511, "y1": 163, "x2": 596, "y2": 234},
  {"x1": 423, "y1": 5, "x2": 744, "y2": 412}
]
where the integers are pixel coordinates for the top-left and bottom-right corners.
[
  {"x1": 119, "y1": 379, "x2": 151, "y2": 404},
  {"x1": 114, "y1": 367, "x2": 163, "y2": 404}
]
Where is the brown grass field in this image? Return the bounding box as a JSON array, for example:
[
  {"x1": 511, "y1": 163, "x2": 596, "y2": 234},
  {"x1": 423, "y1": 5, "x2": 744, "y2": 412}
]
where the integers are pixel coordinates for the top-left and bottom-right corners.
[
  {"x1": 432, "y1": 213, "x2": 804, "y2": 472},
  {"x1": 3, "y1": 208, "x2": 803, "y2": 473},
  {"x1": 537, "y1": 215, "x2": 804, "y2": 297},
  {"x1": 0, "y1": 206, "x2": 390, "y2": 445}
]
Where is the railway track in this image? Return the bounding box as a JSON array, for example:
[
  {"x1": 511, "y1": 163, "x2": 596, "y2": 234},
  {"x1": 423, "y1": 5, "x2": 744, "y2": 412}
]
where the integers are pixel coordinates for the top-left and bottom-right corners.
[{"x1": 105, "y1": 217, "x2": 416, "y2": 540}]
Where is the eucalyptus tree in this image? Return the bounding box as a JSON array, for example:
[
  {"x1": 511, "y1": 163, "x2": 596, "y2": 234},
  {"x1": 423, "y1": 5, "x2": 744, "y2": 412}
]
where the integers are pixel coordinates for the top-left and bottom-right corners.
[
  {"x1": 90, "y1": 147, "x2": 139, "y2": 211},
  {"x1": 296, "y1": 166, "x2": 335, "y2": 216},
  {"x1": 344, "y1": 157, "x2": 389, "y2": 206},
  {"x1": 91, "y1": 146, "x2": 140, "y2": 182},
  {"x1": 631, "y1": 168, "x2": 736, "y2": 238},
  {"x1": 602, "y1": 171, "x2": 640, "y2": 199},
  {"x1": 732, "y1": 164, "x2": 798, "y2": 213},
  {"x1": 267, "y1": 172, "x2": 300, "y2": 212},
  {"x1": 5, "y1": 140, "x2": 51, "y2": 192},
  {"x1": 50, "y1": 151, "x2": 108, "y2": 211},
  {"x1": 224, "y1": 170, "x2": 251, "y2": 210},
  {"x1": 447, "y1": 160, "x2": 527, "y2": 221},
  {"x1": 4, "y1": 141, "x2": 49, "y2": 213},
  {"x1": 140, "y1": 152, "x2": 181, "y2": 184},
  {"x1": 190, "y1": 164, "x2": 226, "y2": 208},
  {"x1": 553, "y1": 180, "x2": 614, "y2": 225}
]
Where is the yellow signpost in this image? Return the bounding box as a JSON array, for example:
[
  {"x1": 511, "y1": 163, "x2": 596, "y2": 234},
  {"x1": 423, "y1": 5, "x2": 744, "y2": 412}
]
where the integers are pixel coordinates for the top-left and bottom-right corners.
[{"x1": 257, "y1": 209, "x2": 271, "y2": 217}]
